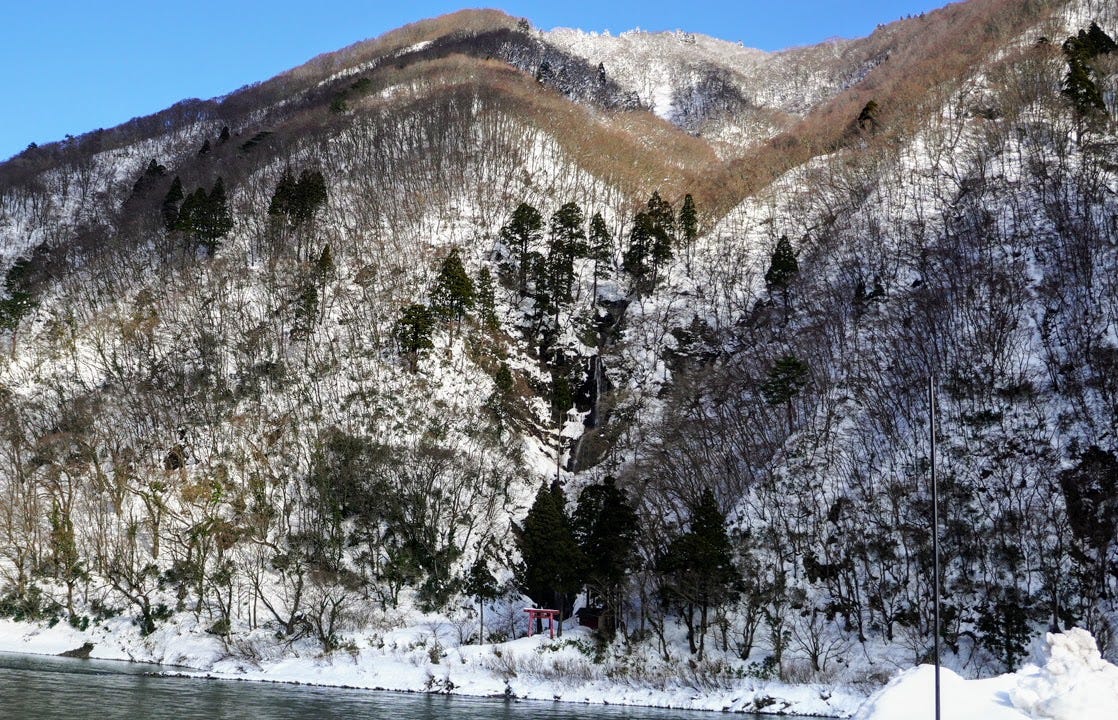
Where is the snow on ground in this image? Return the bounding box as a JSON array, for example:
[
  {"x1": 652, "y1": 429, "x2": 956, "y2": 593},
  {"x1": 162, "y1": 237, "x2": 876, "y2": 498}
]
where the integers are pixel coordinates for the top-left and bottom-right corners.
[
  {"x1": 1, "y1": 613, "x2": 1114, "y2": 718},
  {"x1": 855, "y1": 629, "x2": 1118, "y2": 720},
  {"x1": 0, "y1": 614, "x2": 862, "y2": 716}
]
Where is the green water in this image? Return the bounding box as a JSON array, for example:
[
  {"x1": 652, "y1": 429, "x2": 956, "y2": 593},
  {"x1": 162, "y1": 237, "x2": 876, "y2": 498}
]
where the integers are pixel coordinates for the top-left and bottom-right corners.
[{"x1": 0, "y1": 651, "x2": 743, "y2": 719}]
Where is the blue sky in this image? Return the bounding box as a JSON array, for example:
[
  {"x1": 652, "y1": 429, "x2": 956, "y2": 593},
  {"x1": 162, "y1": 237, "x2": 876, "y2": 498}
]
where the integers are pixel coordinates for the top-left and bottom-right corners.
[{"x1": 0, "y1": 1, "x2": 949, "y2": 161}]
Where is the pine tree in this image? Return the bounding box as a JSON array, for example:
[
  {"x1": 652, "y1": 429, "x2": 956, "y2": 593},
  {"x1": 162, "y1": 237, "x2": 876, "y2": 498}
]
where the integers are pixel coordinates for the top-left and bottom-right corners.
[
  {"x1": 646, "y1": 191, "x2": 675, "y2": 272},
  {"x1": 587, "y1": 212, "x2": 612, "y2": 303},
  {"x1": 572, "y1": 477, "x2": 638, "y2": 635},
  {"x1": 765, "y1": 235, "x2": 798, "y2": 304},
  {"x1": 293, "y1": 169, "x2": 328, "y2": 224},
  {"x1": 762, "y1": 354, "x2": 810, "y2": 428},
  {"x1": 516, "y1": 485, "x2": 584, "y2": 635},
  {"x1": 394, "y1": 304, "x2": 435, "y2": 369},
  {"x1": 658, "y1": 490, "x2": 737, "y2": 659},
  {"x1": 268, "y1": 168, "x2": 297, "y2": 218},
  {"x1": 430, "y1": 248, "x2": 476, "y2": 326},
  {"x1": 498, "y1": 203, "x2": 543, "y2": 296},
  {"x1": 195, "y1": 177, "x2": 234, "y2": 254},
  {"x1": 162, "y1": 176, "x2": 184, "y2": 231},
  {"x1": 476, "y1": 267, "x2": 499, "y2": 330},
  {"x1": 623, "y1": 211, "x2": 655, "y2": 292},
  {"x1": 547, "y1": 201, "x2": 586, "y2": 306},
  {"x1": 678, "y1": 194, "x2": 697, "y2": 274}
]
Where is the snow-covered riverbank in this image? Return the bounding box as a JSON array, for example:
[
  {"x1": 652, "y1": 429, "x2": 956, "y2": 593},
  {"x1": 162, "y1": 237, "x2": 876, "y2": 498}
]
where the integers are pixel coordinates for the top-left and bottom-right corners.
[
  {"x1": 2, "y1": 615, "x2": 1115, "y2": 718},
  {"x1": 0, "y1": 613, "x2": 862, "y2": 716}
]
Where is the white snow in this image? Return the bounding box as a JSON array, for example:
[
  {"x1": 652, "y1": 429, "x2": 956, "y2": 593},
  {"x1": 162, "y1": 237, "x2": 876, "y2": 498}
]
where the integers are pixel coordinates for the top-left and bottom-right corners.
[{"x1": 855, "y1": 629, "x2": 1118, "y2": 720}]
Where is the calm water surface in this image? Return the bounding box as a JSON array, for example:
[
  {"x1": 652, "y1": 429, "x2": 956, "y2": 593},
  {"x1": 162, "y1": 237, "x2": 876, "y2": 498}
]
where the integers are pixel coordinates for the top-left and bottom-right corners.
[{"x1": 0, "y1": 651, "x2": 761, "y2": 719}]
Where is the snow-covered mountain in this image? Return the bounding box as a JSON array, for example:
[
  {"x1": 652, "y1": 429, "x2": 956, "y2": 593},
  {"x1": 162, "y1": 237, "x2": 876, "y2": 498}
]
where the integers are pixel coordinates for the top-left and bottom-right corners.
[{"x1": 0, "y1": 0, "x2": 1117, "y2": 712}]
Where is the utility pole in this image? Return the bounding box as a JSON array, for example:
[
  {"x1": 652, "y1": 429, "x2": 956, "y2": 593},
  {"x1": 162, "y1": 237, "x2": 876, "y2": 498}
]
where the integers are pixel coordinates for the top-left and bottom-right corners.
[{"x1": 929, "y1": 378, "x2": 941, "y2": 720}]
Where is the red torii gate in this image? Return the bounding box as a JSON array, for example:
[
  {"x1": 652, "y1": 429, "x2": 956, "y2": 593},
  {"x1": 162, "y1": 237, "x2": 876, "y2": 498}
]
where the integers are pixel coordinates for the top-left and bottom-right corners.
[{"x1": 523, "y1": 608, "x2": 559, "y2": 638}]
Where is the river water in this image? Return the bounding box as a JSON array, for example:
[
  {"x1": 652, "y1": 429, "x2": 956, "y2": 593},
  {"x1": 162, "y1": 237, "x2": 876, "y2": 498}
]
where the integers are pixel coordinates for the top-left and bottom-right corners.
[{"x1": 0, "y1": 651, "x2": 756, "y2": 719}]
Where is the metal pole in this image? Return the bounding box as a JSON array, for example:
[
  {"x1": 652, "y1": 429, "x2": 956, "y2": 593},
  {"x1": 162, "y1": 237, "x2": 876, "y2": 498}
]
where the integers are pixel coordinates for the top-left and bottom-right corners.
[{"x1": 929, "y1": 378, "x2": 941, "y2": 720}]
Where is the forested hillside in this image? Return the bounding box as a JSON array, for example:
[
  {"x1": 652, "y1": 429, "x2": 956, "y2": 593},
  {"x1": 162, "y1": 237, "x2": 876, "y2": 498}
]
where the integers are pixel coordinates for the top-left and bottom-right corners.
[{"x1": 0, "y1": 0, "x2": 1116, "y2": 692}]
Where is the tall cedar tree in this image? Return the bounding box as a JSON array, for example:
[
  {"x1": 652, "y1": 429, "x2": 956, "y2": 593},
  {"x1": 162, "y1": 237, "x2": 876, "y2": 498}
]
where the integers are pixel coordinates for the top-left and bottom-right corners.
[
  {"x1": 475, "y1": 267, "x2": 499, "y2": 330},
  {"x1": 678, "y1": 193, "x2": 698, "y2": 274},
  {"x1": 623, "y1": 211, "x2": 656, "y2": 291},
  {"x1": 572, "y1": 477, "x2": 638, "y2": 636},
  {"x1": 547, "y1": 201, "x2": 587, "y2": 306},
  {"x1": 762, "y1": 354, "x2": 810, "y2": 428},
  {"x1": 587, "y1": 212, "x2": 612, "y2": 303},
  {"x1": 394, "y1": 304, "x2": 435, "y2": 370},
  {"x1": 765, "y1": 235, "x2": 798, "y2": 304},
  {"x1": 1059, "y1": 446, "x2": 1118, "y2": 604},
  {"x1": 498, "y1": 202, "x2": 543, "y2": 296},
  {"x1": 658, "y1": 489, "x2": 737, "y2": 659},
  {"x1": 516, "y1": 484, "x2": 584, "y2": 635},
  {"x1": 162, "y1": 176, "x2": 183, "y2": 230},
  {"x1": 430, "y1": 248, "x2": 476, "y2": 326}
]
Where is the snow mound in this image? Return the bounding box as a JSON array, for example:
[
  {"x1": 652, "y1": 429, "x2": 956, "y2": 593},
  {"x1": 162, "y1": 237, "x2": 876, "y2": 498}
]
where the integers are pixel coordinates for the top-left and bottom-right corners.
[
  {"x1": 855, "y1": 629, "x2": 1118, "y2": 720},
  {"x1": 1009, "y1": 628, "x2": 1118, "y2": 720}
]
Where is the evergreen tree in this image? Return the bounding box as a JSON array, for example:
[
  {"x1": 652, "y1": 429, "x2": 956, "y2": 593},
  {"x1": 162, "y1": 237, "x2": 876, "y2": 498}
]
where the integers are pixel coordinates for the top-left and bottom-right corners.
[
  {"x1": 219, "y1": 126, "x2": 231, "y2": 143},
  {"x1": 464, "y1": 553, "x2": 500, "y2": 643},
  {"x1": 622, "y1": 211, "x2": 656, "y2": 292},
  {"x1": 162, "y1": 176, "x2": 184, "y2": 231},
  {"x1": 195, "y1": 177, "x2": 234, "y2": 254},
  {"x1": 678, "y1": 194, "x2": 698, "y2": 274},
  {"x1": 393, "y1": 304, "x2": 435, "y2": 370},
  {"x1": 268, "y1": 168, "x2": 297, "y2": 218},
  {"x1": 587, "y1": 212, "x2": 612, "y2": 303},
  {"x1": 476, "y1": 267, "x2": 499, "y2": 330},
  {"x1": 658, "y1": 490, "x2": 738, "y2": 659},
  {"x1": 515, "y1": 485, "x2": 584, "y2": 635},
  {"x1": 430, "y1": 248, "x2": 476, "y2": 325},
  {"x1": 293, "y1": 169, "x2": 328, "y2": 224},
  {"x1": 198, "y1": 138, "x2": 211, "y2": 156},
  {"x1": 547, "y1": 201, "x2": 586, "y2": 306},
  {"x1": 765, "y1": 235, "x2": 799, "y2": 303},
  {"x1": 762, "y1": 354, "x2": 810, "y2": 427},
  {"x1": 498, "y1": 203, "x2": 543, "y2": 296},
  {"x1": 0, "y1": 258, "x2": 38, "y2": 355},
  {"x1": 572, "y1": 477, "x2": 638, "y2": 635},
  {"x1": 645, "y1": 192, "x2": 675, "y2": 276}
]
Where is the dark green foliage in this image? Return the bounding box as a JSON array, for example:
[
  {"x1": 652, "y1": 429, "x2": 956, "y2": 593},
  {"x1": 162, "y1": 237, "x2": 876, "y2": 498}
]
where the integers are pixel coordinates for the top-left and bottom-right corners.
[
  {"x1": 976, "y1": 587, "x2": 1032, "y2": 672},
  {"x1": 498, "y1": 202, "x2": 543, "y2": 295},
  {"x1": 131, "y1": 158, "x2": 167, "y2": 196},
  {"x1": 761, "y1": 354, "x2": 810, "y2": 407},
  {"x1": 516, "y1": 485, "x2": 584, "y2": 631},
  {"x1": 765, "y1": 235, "x2": 799, "y2": 296},
  {"x1": 1059, "y1": 446, "x2": 1118, "y2": 603},
  {"x1": 622, "y1": 211, "x2": 656, "y2": 289},
  {"x1": 430, "y1": 248, "x2": 476, "y2": 324},
  {"x1": 658, "y1": 490, "x2": 738, "y2": 658},
  {"x1": 218, "y1": 126, "x2": 230, "y2": 143},
  {"x1": 198, "y1": 138, "x2": 211, "y2": 156},
  {"x1": 547, "y1": 201, "x2": 587, "y2": 306},
  {"x1": 678, "y1": 194, "x2": 697, "y2": 246},
  {"x1": 1062, "y1": 23, "x2": 1116, "y2": 116},
  {"x1": 162, "y1": 176, "x2": 183, "y2": 230},
  {"x1": 175, "y1": 178, "x2": 234, "y2": 253},
  {"x1": 476, "y1": 267, "x2": 499, "y2": 330},
  {"x1": 572, "y1": 477, "x2": 638, "y2": 635},
  {"x1": 269, "y1": 168, "x2": 328, "y2": 224},
  {"x1": 623, "y1": 193, "x2": 675, "y2": 292},
  {"x1": 588, "y1": 212, "x2": 613, "y2": 301},
  {"x1": 394, "y1": 304, "x2": 435, "y2": 368},
  {"x1": 0, "y1": 258, "x2": 38, "y2": 333}
]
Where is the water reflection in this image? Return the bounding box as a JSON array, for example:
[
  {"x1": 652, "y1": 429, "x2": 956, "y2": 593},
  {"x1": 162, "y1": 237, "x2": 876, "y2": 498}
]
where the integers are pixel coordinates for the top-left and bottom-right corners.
[{"x1": 0, "y1": 652, "x2": 764, "y2": 720}]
